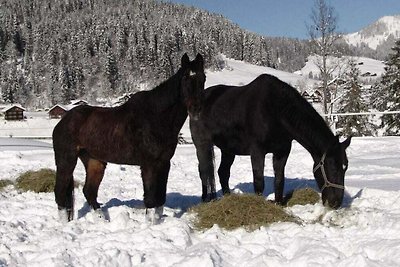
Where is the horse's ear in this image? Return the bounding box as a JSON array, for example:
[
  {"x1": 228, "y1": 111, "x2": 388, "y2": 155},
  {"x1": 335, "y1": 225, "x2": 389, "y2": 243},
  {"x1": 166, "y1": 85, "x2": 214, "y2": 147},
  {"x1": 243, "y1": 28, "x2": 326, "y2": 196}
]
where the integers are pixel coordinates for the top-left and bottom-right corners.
[
  {"x1": 181, "y1": 53, "x2": 190, "y2": 69},
  {"x1": 195, "y1": 53, "x2": 204, "y2": 69},
  {"x1": 341, "y1": 136, "x2": 352, "y2": 150}
]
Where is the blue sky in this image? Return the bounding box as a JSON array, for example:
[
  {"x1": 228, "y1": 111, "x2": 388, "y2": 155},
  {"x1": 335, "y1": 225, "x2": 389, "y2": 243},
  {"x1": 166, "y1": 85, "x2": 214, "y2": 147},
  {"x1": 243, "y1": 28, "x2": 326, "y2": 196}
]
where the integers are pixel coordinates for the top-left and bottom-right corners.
[{"x1": 169, "y1": 0, "x2": 400, "y2": 39}]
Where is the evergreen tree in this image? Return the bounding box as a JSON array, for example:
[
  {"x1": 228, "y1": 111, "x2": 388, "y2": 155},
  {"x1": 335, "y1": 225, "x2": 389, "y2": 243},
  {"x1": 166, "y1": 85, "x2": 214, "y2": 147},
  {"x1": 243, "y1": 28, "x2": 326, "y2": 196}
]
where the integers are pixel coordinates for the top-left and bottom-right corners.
[
  {"x1": 11, "y1": 16, "x2": 25, "y2": 57},
  {"x1": 59, "y1": 64, "x2": 76, "y2": 103},
  {"x1": 105, "y1": 49, "x2": 119, "y2": 93},
  {"x1": 372, "y1": 39, "x2": 400, "y2": 135},
  {"x1": 0, "y1": 0, "x2": 350, "y2": 108},
  {"x1": 0, "y1": 26, "x2": 7, "y2": 63},
  {"x1": 2, "y1": 63, "x2": 18, "y2": 104},
  {"x1": 337, "y1": 60, "x2": 376, "y2": 136}
]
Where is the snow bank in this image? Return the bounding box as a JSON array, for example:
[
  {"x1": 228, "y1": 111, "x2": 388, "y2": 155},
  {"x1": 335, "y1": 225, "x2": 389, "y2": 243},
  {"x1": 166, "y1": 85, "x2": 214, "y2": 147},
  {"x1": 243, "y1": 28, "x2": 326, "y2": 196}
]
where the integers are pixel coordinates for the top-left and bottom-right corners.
[
  {"x1": 206, "y1": 56, "x2": 318, "y2": 90},
  {"x1": 0, "y1": 137, "x2": 400, "y2": 266}
]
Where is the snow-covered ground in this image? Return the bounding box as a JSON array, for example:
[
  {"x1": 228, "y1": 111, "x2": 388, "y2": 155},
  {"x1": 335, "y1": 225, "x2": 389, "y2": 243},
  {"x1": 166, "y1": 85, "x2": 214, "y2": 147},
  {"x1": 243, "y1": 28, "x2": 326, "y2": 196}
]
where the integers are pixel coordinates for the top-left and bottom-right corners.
[
  {"x1": 0, "y1": 56, "x2": 384, "y2": 140},
  {"x1": 295, "y1": 55, "x2": 385, "y2": 82},
  {"x1": 0, "y1": 136, "x2": 400, "y2": 266},
  {"x1": 206, "y1": 56, "x2": 318, "y2": 89},
  {"x1": 1, "y1": 57, "x2": 399, "y2": 266}
]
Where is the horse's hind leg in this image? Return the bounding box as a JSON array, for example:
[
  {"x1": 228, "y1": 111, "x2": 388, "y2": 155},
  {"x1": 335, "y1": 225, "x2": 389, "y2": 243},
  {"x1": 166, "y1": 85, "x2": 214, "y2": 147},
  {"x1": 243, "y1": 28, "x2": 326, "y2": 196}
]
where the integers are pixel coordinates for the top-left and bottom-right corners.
[
  {"x1": 195, "y1": 144, "x2": 216, "y2": 202},
  {"x1": 218, "y1": 151, "x2": 235, "y2": 195},
  {"x1": 54, "y1": 151, "x2": 78, "y2": 221},
  {"x1": 79, "y1": 153, "x2": 106, "y2": 210}
]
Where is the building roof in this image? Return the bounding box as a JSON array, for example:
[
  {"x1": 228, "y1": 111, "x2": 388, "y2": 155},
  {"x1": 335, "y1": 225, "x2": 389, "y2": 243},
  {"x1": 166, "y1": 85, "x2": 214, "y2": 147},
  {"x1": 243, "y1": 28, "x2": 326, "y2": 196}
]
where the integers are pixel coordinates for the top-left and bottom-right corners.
[
  {"x1": 1, "y1": 104, "x2": 26, "y2": 113},
  {"x1": 48, "y1": 100, "x2": 88, "y2": 113},
  {"x1": 48, "y1": 104, "x2": 68, "y2": 112}
]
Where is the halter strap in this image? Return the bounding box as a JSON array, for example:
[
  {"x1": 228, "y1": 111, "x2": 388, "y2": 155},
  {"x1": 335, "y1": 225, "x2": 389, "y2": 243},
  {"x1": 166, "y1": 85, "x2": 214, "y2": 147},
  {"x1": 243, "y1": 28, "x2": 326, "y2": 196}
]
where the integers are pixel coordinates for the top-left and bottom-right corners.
[{"x1": 313, "y1": 152, "x2": 345, "y2": 192}]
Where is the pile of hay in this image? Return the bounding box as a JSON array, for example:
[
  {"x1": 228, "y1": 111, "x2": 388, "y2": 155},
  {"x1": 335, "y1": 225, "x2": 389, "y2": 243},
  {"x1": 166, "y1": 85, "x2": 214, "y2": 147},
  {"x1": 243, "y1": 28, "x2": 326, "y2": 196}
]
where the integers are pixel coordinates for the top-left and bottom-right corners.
[
  {"x1": 0, "y1": 179, "x2": 13, "y2": 190},
  {"x1": 286, "y1": 188, "x2": 320, "y2": 207},
  {"x1": 190, "y1": 193, "x2": 296, "y2": 231},
  {"x1": 16, "y1": 168, "x2": 56, "y2": 193}
]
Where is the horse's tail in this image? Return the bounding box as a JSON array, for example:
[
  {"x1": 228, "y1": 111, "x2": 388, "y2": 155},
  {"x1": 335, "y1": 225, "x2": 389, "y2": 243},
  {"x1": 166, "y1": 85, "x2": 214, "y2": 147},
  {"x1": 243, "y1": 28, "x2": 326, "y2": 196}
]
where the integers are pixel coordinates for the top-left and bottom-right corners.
[
  {"x1": 67, "y1": 186, "x2": 75, "y2": 221},
  {"x1": 209, "y1": 145, "x2": 217, "y2": 198},
  {"x1": 53, "y1": 118, "x2": 78, "y2": 222}
]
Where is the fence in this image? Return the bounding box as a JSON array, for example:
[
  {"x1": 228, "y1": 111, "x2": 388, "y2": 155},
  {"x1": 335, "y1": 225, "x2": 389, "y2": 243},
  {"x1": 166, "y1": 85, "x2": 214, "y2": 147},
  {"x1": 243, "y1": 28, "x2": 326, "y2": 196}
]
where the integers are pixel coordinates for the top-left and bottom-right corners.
[{"x1": 323, "y1": 110, "x2": 400, "y2": 135}]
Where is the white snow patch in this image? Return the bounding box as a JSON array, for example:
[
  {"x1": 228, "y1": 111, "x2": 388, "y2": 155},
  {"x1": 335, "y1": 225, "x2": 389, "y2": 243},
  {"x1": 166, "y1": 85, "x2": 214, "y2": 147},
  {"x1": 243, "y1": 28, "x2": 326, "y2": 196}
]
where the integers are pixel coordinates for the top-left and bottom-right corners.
[{"x1": 0, "y1": 137, "x2": 400, "y2": 266}]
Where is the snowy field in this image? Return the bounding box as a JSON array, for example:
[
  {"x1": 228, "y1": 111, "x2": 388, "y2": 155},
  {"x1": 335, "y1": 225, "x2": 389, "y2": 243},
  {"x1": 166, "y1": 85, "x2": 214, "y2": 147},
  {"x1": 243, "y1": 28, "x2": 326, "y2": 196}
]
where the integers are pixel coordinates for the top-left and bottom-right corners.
[
  {"x1": 0, "y1": 56, "x2": 397, "y2": 266},
  {"x1": 0, "y1": 56, "x2": 384, "y2": 140},
  {"x1": 0, "y1": 136, "x2": 400, "y2": 266}
]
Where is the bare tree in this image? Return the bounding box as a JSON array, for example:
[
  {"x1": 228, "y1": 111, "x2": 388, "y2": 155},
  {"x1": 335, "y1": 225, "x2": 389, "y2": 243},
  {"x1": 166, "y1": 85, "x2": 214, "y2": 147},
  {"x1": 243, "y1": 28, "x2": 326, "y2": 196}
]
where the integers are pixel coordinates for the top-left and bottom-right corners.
[{"x1": 307, "y1": 0, "x2": 341, "y2": 116}]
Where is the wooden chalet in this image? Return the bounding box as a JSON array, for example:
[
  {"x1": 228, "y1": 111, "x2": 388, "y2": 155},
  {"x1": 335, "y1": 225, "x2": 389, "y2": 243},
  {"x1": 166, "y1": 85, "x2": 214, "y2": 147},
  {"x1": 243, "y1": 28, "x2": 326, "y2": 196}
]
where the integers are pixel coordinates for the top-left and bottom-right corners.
[
  {"x1": 311, "y1": 90, "x2": 323, "y2": 103},
  {"x1": 48, "y1": 100, "x2": 88, "y2": 119},
  {"x1": 1, "y1": 105, "x2": 26, "y2": 121},
  {"x1": 48, "y1": 104, "x2": 68, "y2": 119},
  {"x1": 301, "y1": 89, "x2": 323, "y2": 103},
  {"x1": 301, "y1": 91, "x2": 311, "y2": 100}
]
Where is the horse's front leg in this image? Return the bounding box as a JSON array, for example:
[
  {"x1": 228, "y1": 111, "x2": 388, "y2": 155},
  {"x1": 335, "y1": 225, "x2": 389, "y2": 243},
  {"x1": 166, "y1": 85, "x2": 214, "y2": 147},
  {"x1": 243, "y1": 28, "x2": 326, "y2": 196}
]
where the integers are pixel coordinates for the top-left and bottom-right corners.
[
  {"x1": 195, "y1": 144, "x2": 216, "y2": 202},
  {"x1": 218, "y1": 151, "x2": 235, "y2": 195},
  {"x1": 141, "y1": 161, "x2": 170, "y2": 224},
  {"x1": 272, "y1": 145, "x2": 291, "y2": 204},
  {"x1": 250, "y1": 150, "x2": 266, "y2": 195}
]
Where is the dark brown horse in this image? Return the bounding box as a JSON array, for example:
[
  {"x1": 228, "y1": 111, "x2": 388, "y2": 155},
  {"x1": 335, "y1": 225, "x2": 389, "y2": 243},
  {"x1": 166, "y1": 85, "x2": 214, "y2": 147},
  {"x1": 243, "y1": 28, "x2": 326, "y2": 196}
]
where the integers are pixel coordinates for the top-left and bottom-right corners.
[
  {"x1": 53, "y1": 53, "x2": 205, "y2": 222},
  {"x1": 190, "y1": 74, "x2": 351, "y2": 209}
]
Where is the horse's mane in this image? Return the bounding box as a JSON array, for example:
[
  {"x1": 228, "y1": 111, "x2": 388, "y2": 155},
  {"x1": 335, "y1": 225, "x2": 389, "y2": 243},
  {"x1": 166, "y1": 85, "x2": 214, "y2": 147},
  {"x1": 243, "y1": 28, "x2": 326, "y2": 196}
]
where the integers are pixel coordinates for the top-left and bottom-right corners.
[
  {"x1": 266, "y1": 75, "x2": 335, "y2": 154},
  {"x1": 125, "y1": 68, "x2": 184, "y2": 113}
]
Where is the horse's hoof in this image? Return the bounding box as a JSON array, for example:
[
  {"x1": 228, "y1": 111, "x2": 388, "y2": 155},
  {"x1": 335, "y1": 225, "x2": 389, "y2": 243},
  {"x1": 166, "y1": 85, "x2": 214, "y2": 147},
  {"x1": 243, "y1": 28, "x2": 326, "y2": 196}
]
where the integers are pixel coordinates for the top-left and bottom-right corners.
[
  {"x1": 92, "y1": 209, "x2": 108, "y2": 222},
  {"x1": 202, "y1": 192, "x2": 217, "y2": 202},
  {"x1": 58, "y1": 208, "x2": 73, "y2": 222},
  {"x1": 222, "y1": 189, "x2": 231, "y2": 195},
  {"x1": 145, "y1": 206, "x2": 164, "y2": 225}
]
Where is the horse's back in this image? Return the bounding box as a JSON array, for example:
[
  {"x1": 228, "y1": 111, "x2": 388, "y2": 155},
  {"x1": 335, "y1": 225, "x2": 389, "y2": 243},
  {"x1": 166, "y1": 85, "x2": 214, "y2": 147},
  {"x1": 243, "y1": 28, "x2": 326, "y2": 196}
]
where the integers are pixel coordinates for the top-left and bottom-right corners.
[
  {"x1": 53, "y1": 104, "x2": 135, "y2": 161},
  {"x1": 197, "y1": 74, "x2": 298, "y2": 155}
]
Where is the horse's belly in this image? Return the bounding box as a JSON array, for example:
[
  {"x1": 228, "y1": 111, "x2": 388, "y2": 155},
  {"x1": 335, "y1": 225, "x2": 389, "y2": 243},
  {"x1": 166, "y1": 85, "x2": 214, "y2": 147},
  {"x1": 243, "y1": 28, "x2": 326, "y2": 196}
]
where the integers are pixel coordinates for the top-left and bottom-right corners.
[
  {"x1": 213, "y1": 134, "x2": 251, "y2": 155},
  {"x1": 85, "y1": 146, "x2": 139, "y2": 165}
]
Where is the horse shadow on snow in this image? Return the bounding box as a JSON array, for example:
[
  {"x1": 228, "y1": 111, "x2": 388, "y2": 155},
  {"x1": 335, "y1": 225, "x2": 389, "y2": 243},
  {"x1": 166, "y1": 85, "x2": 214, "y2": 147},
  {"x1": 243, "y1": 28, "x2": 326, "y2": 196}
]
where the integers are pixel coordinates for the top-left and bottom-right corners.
[
  {"x1": 77, "y1": 175, "x2": 357, "y2": 220},
  {"x1": 233, "y1": 175, "x2": 356, "y2": 208}
]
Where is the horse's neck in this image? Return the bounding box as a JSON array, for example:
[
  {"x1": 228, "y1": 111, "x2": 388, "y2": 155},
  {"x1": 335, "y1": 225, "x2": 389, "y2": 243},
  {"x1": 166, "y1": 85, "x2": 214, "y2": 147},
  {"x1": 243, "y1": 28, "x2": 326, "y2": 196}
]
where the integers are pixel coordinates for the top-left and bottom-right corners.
[
  {"x1": 282, "y1": 102, "x2": 335, "y2": 160},
  {"x1": 147, "y1": 70, "x2": 187, "y2": 134},
  {"x1": 149, "y1": 70, "x2": 183, "y2": 112}
]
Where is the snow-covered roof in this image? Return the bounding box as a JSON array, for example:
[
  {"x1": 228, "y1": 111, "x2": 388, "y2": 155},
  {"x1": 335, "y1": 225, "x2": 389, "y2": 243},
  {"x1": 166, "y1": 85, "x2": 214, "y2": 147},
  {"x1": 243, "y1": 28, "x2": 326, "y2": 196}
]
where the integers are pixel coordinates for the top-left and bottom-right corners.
[
  {"x1": 48, "y1": 100, "x2": 88, "y2": 112},
  {"x1": 1, "y1": 104, "x2": 26, "y2": 113},
  {"x1": 48, "y1": 104, "x2": 68, "y2": 112}
]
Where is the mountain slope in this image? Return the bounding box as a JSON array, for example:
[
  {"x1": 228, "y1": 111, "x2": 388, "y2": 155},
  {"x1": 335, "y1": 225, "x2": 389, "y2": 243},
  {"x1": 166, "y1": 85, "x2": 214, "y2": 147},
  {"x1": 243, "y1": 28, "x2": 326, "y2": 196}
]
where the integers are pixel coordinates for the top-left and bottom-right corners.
[
  {"x1": 0, "y1": 0, "x2": 311, "y2": 109},
  {"x1": 344, "y1": 15, "x2": 400, "y2": 50}
]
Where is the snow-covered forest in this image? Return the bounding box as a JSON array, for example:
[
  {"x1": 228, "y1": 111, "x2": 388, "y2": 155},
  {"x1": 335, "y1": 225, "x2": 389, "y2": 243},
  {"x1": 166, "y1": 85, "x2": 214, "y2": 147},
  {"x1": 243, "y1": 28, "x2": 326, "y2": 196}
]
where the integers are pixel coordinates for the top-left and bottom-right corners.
[
  {"x1": 0, "y1": 0, "x2": 353, "y2": 108},
  {"x1": 0, "y1": 0, "x2": 399, "y2": 135}
]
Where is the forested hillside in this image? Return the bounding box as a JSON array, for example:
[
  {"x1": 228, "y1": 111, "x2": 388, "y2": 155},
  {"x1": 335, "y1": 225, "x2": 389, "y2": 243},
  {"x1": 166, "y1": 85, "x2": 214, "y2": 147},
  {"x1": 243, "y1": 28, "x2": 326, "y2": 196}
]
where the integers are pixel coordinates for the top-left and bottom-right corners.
[{"x1": 0, "y1": 0, "x2": 316, "y2": 108}]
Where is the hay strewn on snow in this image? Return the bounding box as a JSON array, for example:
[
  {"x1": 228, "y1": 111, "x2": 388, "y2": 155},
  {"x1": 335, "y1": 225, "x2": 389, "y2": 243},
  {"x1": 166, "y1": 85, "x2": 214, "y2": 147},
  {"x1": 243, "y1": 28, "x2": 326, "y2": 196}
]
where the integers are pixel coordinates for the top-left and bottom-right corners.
[
  {"x1": 286, "y1": 188, "x2": 320, "y2": 207},
  {"x1": 16, "y1": 168, "x2": 56, "y2": 193},
  {"x1": 190, "y1": 194, "x2": 297, "y2": 231}
]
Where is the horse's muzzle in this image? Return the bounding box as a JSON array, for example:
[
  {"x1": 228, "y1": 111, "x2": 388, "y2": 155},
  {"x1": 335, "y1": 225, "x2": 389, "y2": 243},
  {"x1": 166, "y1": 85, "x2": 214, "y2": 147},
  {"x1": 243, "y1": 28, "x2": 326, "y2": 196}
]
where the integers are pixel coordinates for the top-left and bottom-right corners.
[
  {"x1": 323, "y1": 199, "x2": 341, "y2": 209},
  {"x1": 189, "y1": 112, "x2": 200, "y2": 121}
]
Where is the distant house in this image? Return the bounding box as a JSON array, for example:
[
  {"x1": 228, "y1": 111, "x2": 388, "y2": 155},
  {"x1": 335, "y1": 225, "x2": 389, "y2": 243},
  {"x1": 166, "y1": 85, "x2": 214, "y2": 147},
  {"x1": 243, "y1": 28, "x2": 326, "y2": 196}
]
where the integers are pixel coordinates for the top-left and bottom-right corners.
[
  {"x1": 70, "y1": 99, "x2": 88, "y2": 106},
  {"x1": 300, "y1": 89, "x2": 323, "y2": 103},
  {"x1": 48, "y1": 100, "x2": 88, "y2": 119},
  {"x1": 48, "y1": 104, "x2": 68, "y2": 119},
  {"x1": 1, "y1": 105, "x2": 26, "y2": 120},
  {"x1": 311, "y1": 90, "x2": 323, "y2": 103},
  {"x1": 301, "y1": 91, "x2": 311, "y2": 100}
]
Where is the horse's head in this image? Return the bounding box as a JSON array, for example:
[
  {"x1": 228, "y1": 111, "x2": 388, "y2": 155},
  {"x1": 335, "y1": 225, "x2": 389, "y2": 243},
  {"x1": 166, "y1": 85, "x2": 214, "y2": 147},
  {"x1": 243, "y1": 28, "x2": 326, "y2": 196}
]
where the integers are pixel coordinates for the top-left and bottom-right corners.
[
  {"x1": 313, "y1": 136, "x2": 351, "y2": 209},
  {"x1": 180, "y1": 53, "x2": 206, "y2": 120}
]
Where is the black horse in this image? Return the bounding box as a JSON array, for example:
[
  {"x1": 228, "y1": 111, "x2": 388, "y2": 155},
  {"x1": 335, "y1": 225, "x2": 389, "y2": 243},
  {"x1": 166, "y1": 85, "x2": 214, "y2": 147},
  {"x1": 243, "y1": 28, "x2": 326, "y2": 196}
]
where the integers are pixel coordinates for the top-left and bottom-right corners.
[
  {"x1": 53, "y1": 53, "x2": 205, "y2": 222},
  {"x1": 190, "y1": 74, "x2": 351, "y2": 209}
]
